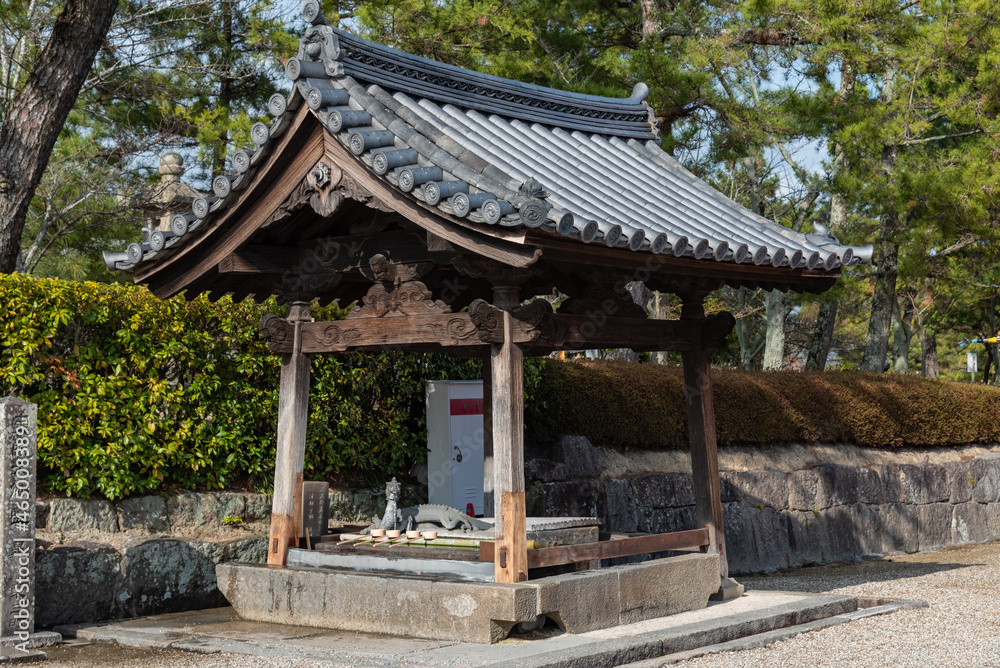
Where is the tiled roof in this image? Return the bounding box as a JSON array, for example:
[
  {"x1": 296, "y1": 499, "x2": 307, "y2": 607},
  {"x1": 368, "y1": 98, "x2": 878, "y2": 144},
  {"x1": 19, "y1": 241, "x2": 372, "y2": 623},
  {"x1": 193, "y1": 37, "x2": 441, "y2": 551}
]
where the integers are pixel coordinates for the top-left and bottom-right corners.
[{"x1": 105, "y1": 0, "x2": 871, "y2": 275}]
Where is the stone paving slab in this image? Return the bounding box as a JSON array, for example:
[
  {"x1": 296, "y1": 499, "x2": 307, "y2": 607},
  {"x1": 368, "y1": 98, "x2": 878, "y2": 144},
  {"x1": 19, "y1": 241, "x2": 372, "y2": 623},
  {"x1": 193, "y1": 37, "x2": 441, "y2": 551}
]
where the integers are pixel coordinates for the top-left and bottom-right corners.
[{"x1": 52, "y1": 590, "x2": 870, "y2": 667}]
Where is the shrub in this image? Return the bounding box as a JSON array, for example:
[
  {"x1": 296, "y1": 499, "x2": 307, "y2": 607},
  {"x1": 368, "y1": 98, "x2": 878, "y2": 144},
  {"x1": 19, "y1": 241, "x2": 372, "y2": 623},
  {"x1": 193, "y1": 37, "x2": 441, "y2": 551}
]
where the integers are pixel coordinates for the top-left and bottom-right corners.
[
  {"x1": 0, "y1": 274, "x2": 488, "y2": 498},
  {"x1": 527, "y1": 359, "x2": 1000, "y2": 449}
]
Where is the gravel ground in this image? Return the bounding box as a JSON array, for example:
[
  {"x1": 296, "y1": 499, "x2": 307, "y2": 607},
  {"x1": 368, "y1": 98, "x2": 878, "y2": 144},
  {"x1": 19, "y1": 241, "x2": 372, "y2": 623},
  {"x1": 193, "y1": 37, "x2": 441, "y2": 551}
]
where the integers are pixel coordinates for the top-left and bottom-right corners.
[
  {"x1": 677, "y1": 541, "x2": 1000, "y2": 668},
  {"x1": 40, "y1": 541, "x2": 1000, "y2": 667}
]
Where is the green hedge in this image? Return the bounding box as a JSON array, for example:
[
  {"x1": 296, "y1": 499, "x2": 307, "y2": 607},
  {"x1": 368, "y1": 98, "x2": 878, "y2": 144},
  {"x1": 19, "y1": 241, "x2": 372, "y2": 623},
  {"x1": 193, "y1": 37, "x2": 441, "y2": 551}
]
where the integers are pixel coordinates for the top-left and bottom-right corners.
[
  {"x1": 0, "y1": 274, "x2": 484, "y2": 499},
  {"x1": 527, "y1": 360, "x2": 1000, "y2": 449}
]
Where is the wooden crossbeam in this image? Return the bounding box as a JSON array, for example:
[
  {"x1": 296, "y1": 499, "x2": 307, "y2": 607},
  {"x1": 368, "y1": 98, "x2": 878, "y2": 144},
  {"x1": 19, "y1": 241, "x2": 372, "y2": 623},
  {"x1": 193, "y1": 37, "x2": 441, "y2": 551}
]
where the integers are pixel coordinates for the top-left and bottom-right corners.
[
  {"x1": 258, "y1": 309, "x2": 736, "y2": 354},
  {"x1": 478, "y1": 527, "x2": 710, "y2": 569},
  {"x1": 217, "y1": 231, "x2": 456, "y2": 277}
]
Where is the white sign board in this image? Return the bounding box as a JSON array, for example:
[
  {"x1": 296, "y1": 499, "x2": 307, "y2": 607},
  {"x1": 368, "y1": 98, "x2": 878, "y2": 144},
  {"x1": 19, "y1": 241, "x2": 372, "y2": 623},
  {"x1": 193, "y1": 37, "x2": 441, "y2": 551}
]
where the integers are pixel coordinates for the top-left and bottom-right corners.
[{"x1": 967, "y1": 351, "x2": 978, "y2": 374}]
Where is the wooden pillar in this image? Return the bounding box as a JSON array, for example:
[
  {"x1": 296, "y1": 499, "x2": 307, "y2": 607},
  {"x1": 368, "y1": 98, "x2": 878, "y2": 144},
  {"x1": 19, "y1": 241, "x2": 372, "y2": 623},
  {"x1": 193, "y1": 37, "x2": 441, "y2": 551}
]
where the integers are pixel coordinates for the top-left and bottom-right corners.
[
  {"x1": 680, "y1": 295, "x2": 729, "y2": 578},
  {"x1": 482, "y1": 359, "x2": 494, "y2": 517},
  {"x1": 491, "y1": 285, "x2": 528, "y2": 583},
  {"x1": 267, "y1": 302, "x2": 313, "y2": 566}
]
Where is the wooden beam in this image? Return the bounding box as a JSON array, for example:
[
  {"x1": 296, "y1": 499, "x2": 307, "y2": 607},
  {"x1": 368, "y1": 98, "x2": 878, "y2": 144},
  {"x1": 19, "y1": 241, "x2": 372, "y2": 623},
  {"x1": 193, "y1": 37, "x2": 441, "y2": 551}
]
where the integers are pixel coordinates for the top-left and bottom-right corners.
[
  {"x1": 680, "y1": 295, "x2": 729, "y2": 578},
  {"x1": 478, "y1": 528, "x2": 710, "y2": 569},
  {"x1": 216, "y1": 231, "x2": 457, "y2": 276},
  {"x1": 258, "y1": 309, "x2": 736, "y2": 355},
  {"x1": 267, "y1": 302, "x2": 313, "y2": 566},
  {"x1": 491, "y1": 287, "x2": 528, "y2": 583}
]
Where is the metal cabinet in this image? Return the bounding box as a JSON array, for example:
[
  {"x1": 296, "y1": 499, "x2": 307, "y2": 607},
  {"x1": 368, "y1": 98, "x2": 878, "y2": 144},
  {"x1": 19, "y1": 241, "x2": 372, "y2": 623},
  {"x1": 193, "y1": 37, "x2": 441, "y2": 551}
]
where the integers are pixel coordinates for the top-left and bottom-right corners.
[{"x1": 425, "y1": 380, "x2": 485, "y2": 515}]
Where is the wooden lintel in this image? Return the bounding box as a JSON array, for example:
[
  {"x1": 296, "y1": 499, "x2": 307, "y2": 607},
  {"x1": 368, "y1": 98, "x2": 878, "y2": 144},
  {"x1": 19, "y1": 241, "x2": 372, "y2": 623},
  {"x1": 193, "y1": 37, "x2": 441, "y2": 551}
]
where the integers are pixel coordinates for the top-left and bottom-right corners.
[
  {"x1": 217, "y1": 230, "x2": 457, "y2": 277},
  {"x1": 258, "y1": 310, "x2": 736, "y2": 355},
  {"x1": 478, "y1": 527, "x2": 710, "y2": 569}
]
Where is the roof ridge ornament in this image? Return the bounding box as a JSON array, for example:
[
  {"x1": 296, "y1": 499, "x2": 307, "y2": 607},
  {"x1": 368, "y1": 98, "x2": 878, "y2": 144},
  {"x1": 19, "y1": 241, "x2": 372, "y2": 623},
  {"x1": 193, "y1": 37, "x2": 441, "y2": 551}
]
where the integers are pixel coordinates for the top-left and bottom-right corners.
[{"x1": 288, "y1": 1, "x2": 343, "y2": 81}]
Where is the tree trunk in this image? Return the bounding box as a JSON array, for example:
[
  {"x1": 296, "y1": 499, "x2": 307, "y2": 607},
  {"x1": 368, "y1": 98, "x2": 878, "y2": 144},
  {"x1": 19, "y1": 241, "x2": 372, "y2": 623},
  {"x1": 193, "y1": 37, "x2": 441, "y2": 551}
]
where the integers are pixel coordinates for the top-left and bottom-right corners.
[
  {"x1": 762, "y1": 289, "x2": 785, "y2": 370},
  {"x1": 0, "y1": 0, "x2": 118, "y2": 274},
  {"x1": 862, "y1": 222, "x2": 899, "y2": 372},
  {"x1": 890, "y1": 299, "x2": 911, "y2": 373},
  {"x1": 806, "y1": 301, "x2": 837, "y2": 370},
  {"x1": 649, "y1": 290, "x2": 669, "y2": 365},
  {"x1": 861, "y1": 64, "x2": 901, "y2": 373},
  {"x1": 983, "y1": 344, "x2": 994, "y2": 384},
  {"x1": 808, "y1": 63, "x2": 855, "y2": 371},
  {"x1": 921, "y1": 328, "x2": 939, "y2": 379},
  {"x1": 640, "y1": 0, "x2": 661, "y2": 39}
]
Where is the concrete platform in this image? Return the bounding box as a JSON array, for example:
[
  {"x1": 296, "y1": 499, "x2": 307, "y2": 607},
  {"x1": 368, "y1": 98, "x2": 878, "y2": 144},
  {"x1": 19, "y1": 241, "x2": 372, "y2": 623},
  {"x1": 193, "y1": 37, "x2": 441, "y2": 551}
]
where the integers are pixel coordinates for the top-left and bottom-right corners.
[
  {"x1": 54, "y1": 590, "x2": 874, "y2": 667},
  {"x1": 216, "y1": 553, "x2": 720, "y2": 643}
]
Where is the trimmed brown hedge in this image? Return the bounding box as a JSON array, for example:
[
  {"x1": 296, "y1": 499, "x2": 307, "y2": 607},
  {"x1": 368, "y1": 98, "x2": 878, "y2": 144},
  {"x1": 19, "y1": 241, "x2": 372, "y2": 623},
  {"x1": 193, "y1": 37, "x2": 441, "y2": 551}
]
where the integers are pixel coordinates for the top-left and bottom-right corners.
[{"x1": 526, "y1": 360, "x2": 1000, "y2": 449}]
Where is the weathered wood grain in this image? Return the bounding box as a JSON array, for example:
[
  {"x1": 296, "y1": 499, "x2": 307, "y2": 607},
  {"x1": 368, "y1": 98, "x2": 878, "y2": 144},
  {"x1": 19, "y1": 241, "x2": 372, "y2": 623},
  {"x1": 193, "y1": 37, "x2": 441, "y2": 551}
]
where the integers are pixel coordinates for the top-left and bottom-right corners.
[
  {"x1": 680, "y1": 295, "x2": 729, "y2": 578},
  {"x1": 491, "y1": 289, "x2": 528, "y2": 584},
  {"x1": 478, "y1": 528, "x2": 710, "y2": 568},
  {"x1": 267, "y1": 303, "x2": 313, "y2": 566}
]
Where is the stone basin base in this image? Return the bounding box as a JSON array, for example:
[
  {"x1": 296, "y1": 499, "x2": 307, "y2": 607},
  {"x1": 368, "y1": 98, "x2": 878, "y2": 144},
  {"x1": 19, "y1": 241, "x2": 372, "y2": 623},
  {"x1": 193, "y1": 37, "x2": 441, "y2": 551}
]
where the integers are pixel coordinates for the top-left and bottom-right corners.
[{"x1": 216, "y1": 553, "x2": 720, "y2": 644}]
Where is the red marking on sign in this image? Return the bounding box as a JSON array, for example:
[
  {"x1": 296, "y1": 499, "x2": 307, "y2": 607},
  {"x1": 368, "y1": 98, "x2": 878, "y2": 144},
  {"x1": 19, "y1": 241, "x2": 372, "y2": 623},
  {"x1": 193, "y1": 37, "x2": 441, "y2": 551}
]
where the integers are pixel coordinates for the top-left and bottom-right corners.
[{"x1": 450, "y1": 398, "x2": 484, "y2": 415}]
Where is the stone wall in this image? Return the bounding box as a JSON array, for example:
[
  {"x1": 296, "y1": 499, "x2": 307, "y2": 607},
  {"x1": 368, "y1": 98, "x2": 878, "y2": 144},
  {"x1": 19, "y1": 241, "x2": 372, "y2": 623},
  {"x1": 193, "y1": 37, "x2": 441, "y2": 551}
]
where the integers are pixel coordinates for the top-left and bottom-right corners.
[
  {"x1": 526, "y1": 436, "x2": 1000, "y2": 575},
  {"x1": 32, "y1": 487, "x2": 397, "y2": 629}
]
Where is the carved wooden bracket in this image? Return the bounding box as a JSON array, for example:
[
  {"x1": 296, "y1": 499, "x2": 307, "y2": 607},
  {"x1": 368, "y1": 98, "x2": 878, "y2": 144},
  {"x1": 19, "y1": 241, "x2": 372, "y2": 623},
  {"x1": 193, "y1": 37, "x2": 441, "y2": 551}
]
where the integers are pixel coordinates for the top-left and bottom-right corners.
[
  {"x1": 468, "y1": 298, "x2": 553, "y2": 344},
  {"x1": 347, "y1": 280, "x2": 449, "y2": 318}
]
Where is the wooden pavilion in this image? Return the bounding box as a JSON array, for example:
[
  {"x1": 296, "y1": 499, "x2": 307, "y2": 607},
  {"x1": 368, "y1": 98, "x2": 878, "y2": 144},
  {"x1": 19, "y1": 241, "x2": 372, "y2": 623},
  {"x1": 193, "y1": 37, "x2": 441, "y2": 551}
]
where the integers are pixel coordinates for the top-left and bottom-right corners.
[{"x1": 105, "y1": 1, "x2": 869, "y2": 594}]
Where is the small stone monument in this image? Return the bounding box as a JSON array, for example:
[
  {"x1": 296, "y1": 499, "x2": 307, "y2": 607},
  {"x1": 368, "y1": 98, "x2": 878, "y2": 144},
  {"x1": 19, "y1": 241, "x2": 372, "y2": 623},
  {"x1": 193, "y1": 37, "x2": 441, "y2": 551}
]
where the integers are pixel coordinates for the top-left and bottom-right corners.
[
  {"x1": 0, "y1": 397, "x2": 60, "y2": 660},
  {"x1": 300, "y1": 481, "x2": 330, "y2": 541}
]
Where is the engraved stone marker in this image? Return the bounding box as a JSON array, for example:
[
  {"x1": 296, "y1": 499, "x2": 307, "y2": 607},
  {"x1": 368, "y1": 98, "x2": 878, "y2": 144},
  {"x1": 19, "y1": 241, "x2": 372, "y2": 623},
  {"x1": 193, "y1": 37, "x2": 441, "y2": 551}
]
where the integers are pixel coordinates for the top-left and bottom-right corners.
[
  {"x1": 301, "y1": 481, "x2": 330, "y2": 540},
  {"x1": 0, "y1": 397, "x2": 59, "y2": 659}
]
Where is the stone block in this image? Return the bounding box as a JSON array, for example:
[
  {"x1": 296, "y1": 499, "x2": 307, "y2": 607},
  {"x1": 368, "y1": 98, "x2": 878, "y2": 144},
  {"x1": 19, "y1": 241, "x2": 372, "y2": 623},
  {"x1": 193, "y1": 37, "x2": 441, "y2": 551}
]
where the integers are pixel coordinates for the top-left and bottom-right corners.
[
  {"x1": 614, "y1": 553, "x2": 719, "y2": 625},
  {"x1": 116, "y1": 496, "x2": 168, "y2": 533},
  {"x1": 721, "y1": 470, "x2": 788, "y2": 510},
  {"x1": 35, "y1": 502, "x2": 49, "y2": 530},
  {"x1": 526, "y1": 480, "x2": 601, "y2": 518},
  {"x1": 47, "y1": 498, "x2": 119, "y2": 533},
  {"x1": 951, "y1": 502, "x2": 989, "y2": 544},
  {"x1": 942, "y1": 460, "x2": 973, "y2": 504},
  {"x1": 629, "y1": 473, "x2": 694, "y2": 509},
  {"x1": 987, "y1": 503, "x2": 1000, "y2": 540},
  {"x1": 815, "y1": 464, "x2": 860, "y2": 509},
  {"x1": 554, "y1": 435, "x2": 601, "y2": 479},
  {"x1": 166, "y1": 492, "x2": 246, "y2": 530},
  {"x1": 721, "y1": 503, "x2": 755, "y2": 575},
  {"x1": 917, "y1": 503, "x2": 953, "y2": 551},
  {"x1": 217, "y1": 563, "x2": 537, "y2": 644},
  {"x1": 329, "y1": 489, "x2": 382, "y2": 524},
  {"x1": 34, "y1": 542, "x2": 124, "y2": 628},
  {"x1": 220, "y1": 537, "x2": 267, "y2": 563},
  {"x1": 121, "y1": 537, "x2": 225, "y2": 618},
  {"x1": 243, "y1": 494, "x2": 271, "y2": 521},
  {"x1": 787, "y1": 470, "x2": 817, "y2": 511},
  {"x1": 857, "y1": 468, "x2": 884, "y2": 505},
  {"x1": 922, "y1": 464, "x2": 949, "y2": 503},
  {"x1": 748, "y1": 506, "x2": 790, "y2": 572},
  {"x1": 535, "y1": 569, "x2": 619, "y2": 633},
  {"x1": 817, "y1": 506, "x2": 858, "y2": 563},
  {"x1": 970, "y1": 455, "x2": 1000, "y2": 503},
  {"x1": 898, "y1": 464, "x2": 926, "y2": 505},
  {"x1": 875, "y1": 465, "x2": 901, "y2": 504},
  {"x1": 525, "y1": 458, "x2": 569, "y2": 483},
  {"x1": 786, "y1": 510, "x2": 825, "y2": 567},
  {"x1": 850, "y1": 503, "x2": 883, "y2": 557},
  {"x1": 879, "y1": 503, "x2": 918, "y2": 554},
  {"x1": 603, "y1": 479, "x2": 637, "y2": 533},
  {"x1": 636, "y1": 506, "x2": 695, "y2": 535}
]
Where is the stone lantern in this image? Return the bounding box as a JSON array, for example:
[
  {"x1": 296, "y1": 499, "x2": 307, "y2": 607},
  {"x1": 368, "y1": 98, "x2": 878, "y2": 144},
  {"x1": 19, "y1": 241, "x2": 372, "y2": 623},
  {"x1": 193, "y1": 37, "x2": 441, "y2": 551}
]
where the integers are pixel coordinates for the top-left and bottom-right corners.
[{"x1": 144, "y1": 152, "x2": 203, "y2": 233}]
